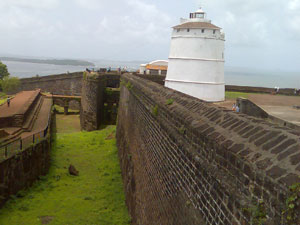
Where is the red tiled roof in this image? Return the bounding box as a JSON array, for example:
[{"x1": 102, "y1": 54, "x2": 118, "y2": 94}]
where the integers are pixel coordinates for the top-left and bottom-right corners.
[{"x1": 173, "y1": 22, "x2": 220, "y2": 30}]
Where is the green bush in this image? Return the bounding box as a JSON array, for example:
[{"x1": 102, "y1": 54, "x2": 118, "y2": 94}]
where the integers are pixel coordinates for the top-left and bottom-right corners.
[
  {"x1": 0, "y1": 76, "x2": 20, "y2": 93},
  {"x1": 0, "y1": 61, "x2": 9, "y2": 80}
]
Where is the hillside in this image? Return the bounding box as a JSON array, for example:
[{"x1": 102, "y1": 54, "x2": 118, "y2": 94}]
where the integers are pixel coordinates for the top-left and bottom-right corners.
[{"x1": 0, "y1": 57, "x2": 95, "y2": 67}]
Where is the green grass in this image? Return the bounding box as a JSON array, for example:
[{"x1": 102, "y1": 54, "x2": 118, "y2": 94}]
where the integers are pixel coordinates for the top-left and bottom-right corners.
[
  {"x1": 0, "y1": 99, "x2": 6, "y2": 105},
  {"x1": 54, "y1": 104, "x2": 80, "y2": 114},
  {"x1": 0, "y1": 92, "x2": 7, "y2": 105},
  {"x1": 0, "y1": 122, "x2": 130, "y2": 225},
  {"x1": 225, "y1": 91, "x2": 249, "y2": 100},
  {"x1": 56, "y1": 114, "x2": 81, "y2": 133}
]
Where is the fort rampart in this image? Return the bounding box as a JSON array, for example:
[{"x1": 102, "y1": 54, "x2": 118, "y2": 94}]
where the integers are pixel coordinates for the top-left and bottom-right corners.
[
  {"x1": 116, "y1": 74, "x2": 300, "y2": 224},
  {"x1": 16, "y1": 72, "x2": 83, "y2": 96},
  {"x1": 16, "y1": 72, "x2": 299, "y2": 97}
]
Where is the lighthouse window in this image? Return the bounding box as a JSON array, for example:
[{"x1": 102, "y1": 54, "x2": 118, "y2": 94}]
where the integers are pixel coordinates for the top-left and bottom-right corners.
[
  {"x1": 201, "y1": 29, "x2": 205, "y2": 33},
  {"x1": 187, "y1": 29, "x2": 190, "y2": 32}
]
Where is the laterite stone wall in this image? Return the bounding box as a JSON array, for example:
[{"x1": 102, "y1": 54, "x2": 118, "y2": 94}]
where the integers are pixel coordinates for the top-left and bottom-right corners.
[
  {"x1": 116, "y1": 74, "x2": 300, "y2": 225},
  {"x1": 0, "y1": 112, "x2": 54, "y2": 208},
  {"x1": 0, "y1": 140, "x2": 51, "y2": 208},
  {"x1": 80, "y1": 73, "x2": 120, "y2": 131},
  {"x1": 80, "y1": 75, "x2": 105, "y2": 131},
  {"x1": 16, "y1": 72, "x2": 83, "y2": 96}
]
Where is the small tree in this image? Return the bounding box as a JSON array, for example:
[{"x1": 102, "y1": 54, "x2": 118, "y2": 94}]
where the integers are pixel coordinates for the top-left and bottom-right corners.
[
  {"x1": 0, "y1": 77, "x2": 20, "y2": 93},
  {"x1": 0, "y1": 61, "x2": 9, "y2": 80}
]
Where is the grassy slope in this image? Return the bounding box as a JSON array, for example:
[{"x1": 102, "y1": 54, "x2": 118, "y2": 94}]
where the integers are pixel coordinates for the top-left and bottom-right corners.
[
  {"x1": 225, "y1": 91, "x2": 249, "y2": 100},
  {"x1": 0, "y1": 116, "x2": 130, "y2": 225}
]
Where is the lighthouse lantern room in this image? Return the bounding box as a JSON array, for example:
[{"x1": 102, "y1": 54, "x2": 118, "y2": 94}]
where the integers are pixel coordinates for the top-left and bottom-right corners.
[{"x1": 165, "y1": 8, "x2": 225, "y2": 102}]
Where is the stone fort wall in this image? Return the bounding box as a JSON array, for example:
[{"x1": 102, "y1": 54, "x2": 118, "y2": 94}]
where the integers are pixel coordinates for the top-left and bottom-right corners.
[
  {"x1": 16, "y1": 72, "x2": 299, "y2": 97},
  {"x1": 0, "y1": 113, "x2": 54, "y2": 208},
  {"x1": 116, "y1": 74, "x2": 300, "y2": 224},
  {"x1": 16, "y1": 72, "x2": 83, "y2": 96},
  {"x1": 80, "y1": 73, "x2": 120, "y2": 131}
]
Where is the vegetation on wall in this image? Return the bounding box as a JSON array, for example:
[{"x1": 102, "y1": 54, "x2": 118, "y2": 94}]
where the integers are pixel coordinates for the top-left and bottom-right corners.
[
  {"x1": 166, "y1": 98, "x2": 174, "y2": 106},
  {"x1": 282, "y1": 182, "x2": 300, "y2": 224},
  {"x1": 152, "y1": 105, "x2": 159, "y2": 117}
]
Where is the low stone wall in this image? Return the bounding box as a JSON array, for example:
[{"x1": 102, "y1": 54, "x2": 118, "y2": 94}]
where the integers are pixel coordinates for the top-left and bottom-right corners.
[
  {"x1": 0, "y1": 112, "x2": 53, "y2": 208},
  {"x1": 226, "y1": 85, "x2": 299, "y2": 96},
  {"x1": 237, "y1": 98, "x2": 269, "y2": 119},
  {"x1": 0, "y1": 140, "x2": 50, "y2": 208},
  {"x1": 237, "y1": 98, "x2": 300, "y2": 132},
  {"x1": 117, "y1": 74, "x2": 300, "y2": 225},
  {"x1": 133, "y1": 74, "x2": 165, "y2": 86}
]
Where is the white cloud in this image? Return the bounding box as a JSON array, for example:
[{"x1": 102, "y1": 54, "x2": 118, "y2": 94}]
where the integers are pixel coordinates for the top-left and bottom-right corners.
[
  {"x1": 74, "y1": 0, "x2": 103, "y2": 10},
  {"x1": 288, "y1": 0, "x2": 300, "y2": 10},
  {"x1": 0, "y1": 0, "x2": 59, "y2": 10},
  {"x1": 0, "y1": 0, "x2": 300, "y2": 70},
  {"x1": 197, "y1": 0, "x2": 300, "y2": 47}
]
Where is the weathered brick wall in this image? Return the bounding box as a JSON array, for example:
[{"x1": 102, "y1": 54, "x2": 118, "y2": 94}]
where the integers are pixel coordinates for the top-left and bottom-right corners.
[
  {"x1": 104, "y1": 88, "x2": 120, "y2": 125},
  {"x1": 80, "y1": 73, "x2": 121, "y2": 130},
  {"x1": 117, "y1": 74, "x2": 300, "y2": 225},
  {"x1": 80, "y1": 74, "x2": 105, "y2": 131},
  {"x1": 133, "y1": 74, "x2": 165, "y2": 86},
  {"x1": 16, "y1": 72, "x2": 83, "y2": 96},
  {"x1": 0, "y1": 111, "x2": 53, "y2": 209}
]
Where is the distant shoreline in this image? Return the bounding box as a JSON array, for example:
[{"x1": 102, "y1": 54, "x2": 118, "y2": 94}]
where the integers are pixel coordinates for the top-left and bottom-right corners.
[{"x1": 0, "y1": 57, "x2": 95, "y2": 67}]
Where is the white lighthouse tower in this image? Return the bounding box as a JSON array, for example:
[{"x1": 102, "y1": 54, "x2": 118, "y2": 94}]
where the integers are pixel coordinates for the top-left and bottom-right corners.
[{"x1": 165, "y1": 8, "x2": 225, "y2": 102}]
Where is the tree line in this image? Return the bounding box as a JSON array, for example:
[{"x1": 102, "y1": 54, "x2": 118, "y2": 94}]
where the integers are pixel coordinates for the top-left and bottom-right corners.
[{"x1": 0, "y1": 61, "x2": 20, "y2": 93}]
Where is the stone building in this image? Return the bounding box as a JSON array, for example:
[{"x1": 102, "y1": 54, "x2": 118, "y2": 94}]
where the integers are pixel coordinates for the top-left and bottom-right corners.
[{"x1": 165, "y1": 8, "x2": 225, "y2": 102}]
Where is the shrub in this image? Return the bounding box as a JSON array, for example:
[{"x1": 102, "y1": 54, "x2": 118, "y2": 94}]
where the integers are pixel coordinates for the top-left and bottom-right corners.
[{"x1": 0, "y1": 76, "x2": 20, "y2": 93}]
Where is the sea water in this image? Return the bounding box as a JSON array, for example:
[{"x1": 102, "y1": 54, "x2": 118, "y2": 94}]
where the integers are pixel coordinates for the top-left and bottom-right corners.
[{"x1": 3, "y1": 60, "x2": 300, "y2": 89}]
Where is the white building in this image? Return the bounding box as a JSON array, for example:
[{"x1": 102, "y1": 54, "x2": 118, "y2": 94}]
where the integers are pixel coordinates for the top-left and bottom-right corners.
[
  {"x1": 165, "y1": 8, "x2": 225, "y2": 102},
  {"x1": 140, "y1": 60, "x2": 168, "y2": 75}
]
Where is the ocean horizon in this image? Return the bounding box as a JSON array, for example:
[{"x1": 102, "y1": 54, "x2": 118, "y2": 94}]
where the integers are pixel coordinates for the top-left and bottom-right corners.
[{"x1": 3, "y1": 60, "x2": 300, "y2": 89}]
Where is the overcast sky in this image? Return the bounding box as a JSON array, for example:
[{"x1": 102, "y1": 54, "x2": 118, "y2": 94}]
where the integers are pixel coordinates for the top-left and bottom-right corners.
[{"x1": 1, "y1": 0, "x2": 300, "y2": 71}]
